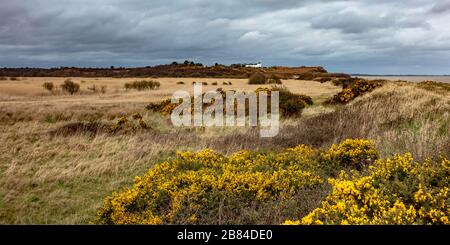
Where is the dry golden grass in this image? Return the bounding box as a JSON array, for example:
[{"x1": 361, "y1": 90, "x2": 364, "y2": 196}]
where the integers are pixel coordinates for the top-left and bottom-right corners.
[
  {"x1": 0, "y1": 116, "x2": 199, "y2": 223},
  {"x1": 0, "y1": 77, "x2": 339, "y2": 125},
  {"x1": 0, "y1": 77, "x2": 340, "y2": 101}
]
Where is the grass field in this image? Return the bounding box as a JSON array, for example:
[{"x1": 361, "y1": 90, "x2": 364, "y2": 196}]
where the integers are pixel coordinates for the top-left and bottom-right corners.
[
  {"x1": 0, "y1": 77, "x2": 339, "y2": 99},
  {"x1": 0, "y1": 77, "x2": 448, "y2": 224}
]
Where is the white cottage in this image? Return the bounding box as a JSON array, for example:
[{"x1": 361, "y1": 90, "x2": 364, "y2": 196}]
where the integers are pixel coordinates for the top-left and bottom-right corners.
[{"x1": 245, "y1": 62, "x2": 262, "y2": 68}]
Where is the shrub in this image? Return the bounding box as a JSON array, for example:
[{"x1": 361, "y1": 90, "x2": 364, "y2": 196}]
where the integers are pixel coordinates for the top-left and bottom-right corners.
[
  {"x1": 313, "y1": 77, "x2": 333, "y2": 83},
  {"x1": 248, "y1": 72, "x2": 267, "y2": 84},
  {"x1": 286, "y1": 154, "x2": 450, "y2": 225},
  {"x1": 249, "y1": 74, "x2": 282, "y2": 85},
  {"x1": 9, "y1": 77, "x2": 18, "y2": 81},
  {"x1": 95, "y1": 139, "x2": 450, "y2": 225},
  {"x1": 298, "y1": 72, "x2": 351, "y2": 81},
  {"x1": 146, "y1": 87, "x2": 313, "y2": 118},
  {"x1": 417, "y1": 81, "x2": 450, "y2": 94},
  {"x1": 110, "y1": 113, "x2": 149, "y2": 133},
  {"x1": 124, "y1": 80, "x2": 160, "y2": 91},
  {"x1": 0, "y1": 77, "x2": 7, "y2": 80},
  {"x1": 190, "y1": 72, "x2": 202, "y2": 77},
  {"x1": 177, "y1": 81, "x2": 185, "y2": 85},
  {"x1": 61, "y1": 79, "x2": 80, "y2": 95},
  {"x1": 331, "y1": 77, "x2": 350, "y2": 87},
  {"x1": 42, "y1": 82, "x2": 55, "y2": 93},
  {"x1": 146, "y1": 99, "x2": 173, "y2": 115},
  {"x1": 271, "y1": 86, "x2": 314, "y2": 117},
  {"x1": 87, "y1": 84, "x2": 98, "y2": 93},
  {"x1": 322, "y1": 139, "x2": 378, "y2": 169},
  {"x1": 296, "y1": 72, "x2": 327, "y2": 81},
  {"x1": 212, "y1": 82, "x2": 218, "y2": 86},
  {"x1": 87, "y1": 84, "x2": 107, "y2": 94},
  {"x1": 49, "y1": 122, "x2": 108, "y2": 137},
  {"x1": 202, "y1": 82, "x2": 208, "y2": 86},
  {"x1": 267, "y1": 74, "x2": 282, "y2": 84},
  {"x1": 297, "y1": 94, "x2": 314, "y2": 106},
  {"x1": 94, "y1": 147, "x2": 324, "y2": 225},
  {"x1": 100, "y1": 85, "x2": 107, "y2": 94},
  {"x1": 326, "y1": 79, "x2": 383, "y2": 104}
]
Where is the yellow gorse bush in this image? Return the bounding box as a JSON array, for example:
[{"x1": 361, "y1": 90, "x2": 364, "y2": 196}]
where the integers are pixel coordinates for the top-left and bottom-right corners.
[
  {"x1": 327, "y1": 78, "x2": 384, "y2": 104},
  {"x1": 285, "y1": 154, "x2": 450, "y2": 225},
  {"x1": 322, "y1": 139, "x2": 379, "y2": 169},
  {"x1": 146, "y1": 87, "x2": 314, "y2": 118},
  {"x1": 110, "y1": 113, "x2": 148, "y2": 133},
  {"x1": 94, "y1": 139, "x2": 449, "y2": 225},
  {"x1": 94, "y1": 146, "x2": 324, "y2": 225}
]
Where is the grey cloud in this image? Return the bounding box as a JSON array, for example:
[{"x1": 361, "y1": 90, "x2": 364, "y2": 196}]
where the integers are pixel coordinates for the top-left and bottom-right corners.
[
  {"x1": 309, "y1": 8, "x2": 426, "y2": 34},
  {"x1": 430, "y1": 1, "x2": 450, "y2": 13},
  {"x1": 0, "y1": 0, "x2": 449, "y2": 74}
]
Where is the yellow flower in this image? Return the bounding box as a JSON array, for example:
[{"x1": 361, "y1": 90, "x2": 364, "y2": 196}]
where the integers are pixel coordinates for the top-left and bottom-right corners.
[{"x1": 93, "y1": 139, "x2": 449, "y2": 225}]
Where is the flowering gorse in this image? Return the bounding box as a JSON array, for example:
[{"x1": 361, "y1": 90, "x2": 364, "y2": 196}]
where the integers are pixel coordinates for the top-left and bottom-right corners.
[
  {"x1": 146, "y1": 87, "x2": 313, "y2": 118},
  {"x1": 285, "y1": 154, "x2": 450, "y2": 225},
  {"x1": 327, "y1": 79, "x2": 383, "y2": 104},
  {"x1": 94, "y1": 139, "x2": 449, "y2": 225},
  {"x1": 322, "y1": 139, "x2": 379, "y2": 169},
  {"x1": 94, "y1": 146, "x2": 324, "y2": 225},
  {"x1": 110, "y1": 113, "x2": 148, "y2": 133}
]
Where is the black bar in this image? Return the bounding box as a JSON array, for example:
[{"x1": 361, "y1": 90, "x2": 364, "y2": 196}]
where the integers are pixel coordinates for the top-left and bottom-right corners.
[{"x1": 0, "y1": 226, "x2": 449, "y2": 244}]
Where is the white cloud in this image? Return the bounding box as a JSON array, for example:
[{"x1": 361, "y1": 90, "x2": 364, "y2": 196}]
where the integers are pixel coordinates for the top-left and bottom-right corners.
[{"x1": 239, "y1": 31, "x2": 269, "y2": 41}]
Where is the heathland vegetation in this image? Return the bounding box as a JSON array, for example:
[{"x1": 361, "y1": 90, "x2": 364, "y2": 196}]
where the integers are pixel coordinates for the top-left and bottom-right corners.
[
  {"x1": 146, "y1": 86, "x2": 313, "y2": 118},
  {"x1": 0, "y1": 62, "x2": 326, "y2": 79},
  {"x1": 95, "y1": 140, "x2": 449, "y2": 225},
  {"x1": 0, "y1": 69, "x2": 448, "y2": 224}
]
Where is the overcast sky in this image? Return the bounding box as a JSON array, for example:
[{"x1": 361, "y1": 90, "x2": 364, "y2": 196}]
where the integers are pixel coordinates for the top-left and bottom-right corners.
[{"x1": 1, "y1": 0, "x2": 450, "y2": 74}]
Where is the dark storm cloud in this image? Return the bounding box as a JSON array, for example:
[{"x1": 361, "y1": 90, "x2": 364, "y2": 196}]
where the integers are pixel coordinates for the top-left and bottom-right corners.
[
  {"x1": 0, "y1": 0, "x2": 450, "y2": 74},
  {"x1": 430, "y1": 1, "x2": 450, "y2": 14}
]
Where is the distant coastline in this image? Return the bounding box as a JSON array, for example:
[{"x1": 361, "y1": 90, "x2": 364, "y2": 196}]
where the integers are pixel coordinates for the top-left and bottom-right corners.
[
  {"x1": 357, "y1": 75, "x2": 450, "y2": 83},
  {"x1": 353, "y1": 74, "x2": 450, "y2": 77}
]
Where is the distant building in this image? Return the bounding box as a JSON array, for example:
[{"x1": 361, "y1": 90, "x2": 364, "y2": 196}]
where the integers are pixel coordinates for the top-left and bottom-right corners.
[{"x1": 244, "y1": 62, "x2": 262, "y2": 68}]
